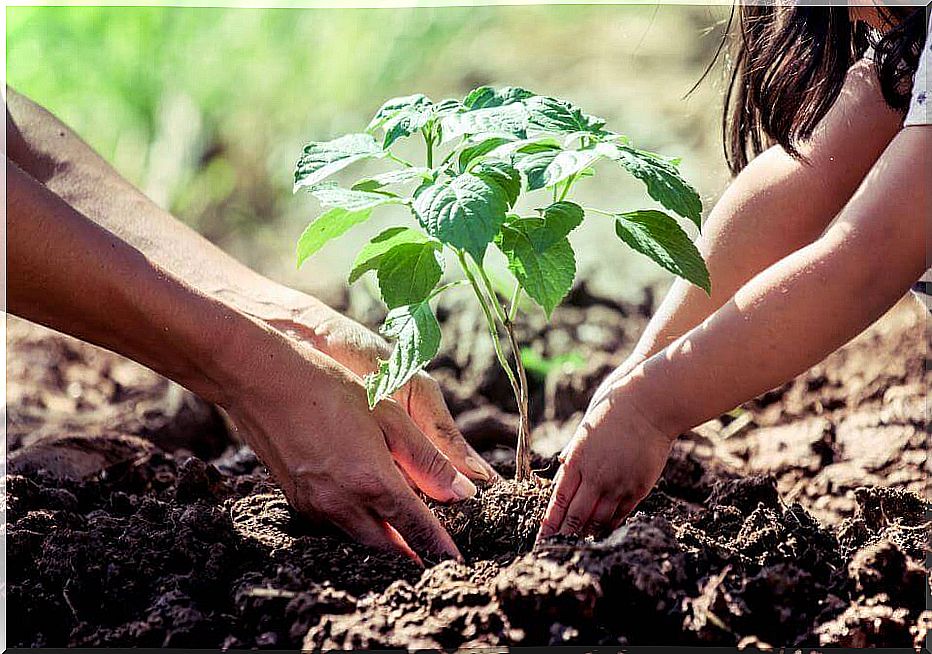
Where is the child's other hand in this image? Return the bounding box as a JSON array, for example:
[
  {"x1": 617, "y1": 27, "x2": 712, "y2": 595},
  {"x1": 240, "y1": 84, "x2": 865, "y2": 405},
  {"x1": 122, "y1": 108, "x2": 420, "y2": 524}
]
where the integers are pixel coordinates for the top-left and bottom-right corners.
[{"x1": 537, "y1": 378, "x2": 676, "y2": 540}]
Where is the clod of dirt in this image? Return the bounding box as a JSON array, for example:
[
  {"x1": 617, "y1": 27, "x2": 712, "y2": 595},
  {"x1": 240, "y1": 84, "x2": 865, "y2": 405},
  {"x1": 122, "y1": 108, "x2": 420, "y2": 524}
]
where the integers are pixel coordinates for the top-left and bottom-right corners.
[
  {"x1": 836, "y1": 486, "x2": 931, "y2": 557},
  {"x1": 8, "y1": 434, "x2": 155, "y2": 480},
  {"x1": 305, "y1": 560, "x2": 508, "y2": 650},
  {"x1": 815, "y1": 595, "x2": 915, "y2": 648},
  {"x1": 431, "y1": 478, "x2": 552, "y2": 561},
  {"x1": 495, "y1": 554, "x2": 601, "y2": 644}
]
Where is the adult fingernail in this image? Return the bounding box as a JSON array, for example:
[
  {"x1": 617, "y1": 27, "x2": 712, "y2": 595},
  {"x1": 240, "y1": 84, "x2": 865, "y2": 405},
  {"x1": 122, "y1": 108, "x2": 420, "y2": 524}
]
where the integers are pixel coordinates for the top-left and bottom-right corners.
[
  {"x1": 465, "y1": 454, "x2": 494, "y2": 481},
  {"x1": 451, "y1": 472, "x2": 477, "y2": 500}
]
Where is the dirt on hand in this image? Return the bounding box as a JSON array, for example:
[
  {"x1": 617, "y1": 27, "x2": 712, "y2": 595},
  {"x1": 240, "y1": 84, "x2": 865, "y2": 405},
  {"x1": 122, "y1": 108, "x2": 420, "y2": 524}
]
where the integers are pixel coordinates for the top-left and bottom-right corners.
[{"x1": 6, "y1": 289, "x2": 930, "y2": 649}]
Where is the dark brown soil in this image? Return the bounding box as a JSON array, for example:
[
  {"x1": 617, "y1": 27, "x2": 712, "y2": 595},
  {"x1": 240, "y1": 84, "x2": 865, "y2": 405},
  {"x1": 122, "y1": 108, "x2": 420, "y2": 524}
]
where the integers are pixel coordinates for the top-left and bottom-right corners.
[{"x1": 6, "y1": 287, "x2": 930, "y2": 649}]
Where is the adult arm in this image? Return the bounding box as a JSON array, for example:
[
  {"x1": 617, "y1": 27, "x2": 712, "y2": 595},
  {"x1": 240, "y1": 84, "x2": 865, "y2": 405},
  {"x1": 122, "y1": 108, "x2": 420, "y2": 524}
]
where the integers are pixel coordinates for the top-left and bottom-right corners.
[
  {"x1": 7, "y1": 156, "x2": 480, "y2": 562},
  {"x1": 543, "y1": 124, "x2": 930, "y2": 538},
  {"x1": 5, "y1": 87, "x2": 497, "y2": 483}
]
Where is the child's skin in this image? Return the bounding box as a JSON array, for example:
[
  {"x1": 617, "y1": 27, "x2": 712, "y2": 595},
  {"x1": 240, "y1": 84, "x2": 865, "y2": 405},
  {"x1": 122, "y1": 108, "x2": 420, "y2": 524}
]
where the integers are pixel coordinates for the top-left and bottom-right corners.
[{"x1": 539, "y1": 57, "x2": 931, "y2": 539}]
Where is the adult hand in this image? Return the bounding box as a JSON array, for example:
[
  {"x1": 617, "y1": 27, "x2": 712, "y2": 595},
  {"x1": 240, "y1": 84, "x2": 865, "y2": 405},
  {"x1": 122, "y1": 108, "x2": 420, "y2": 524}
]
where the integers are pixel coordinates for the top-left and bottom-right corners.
[
  {"x1": 238, "y1": 287, "x2": 499, "y2": 484},
  {"x1": 222, "y1": 326, "x2": 477, "y2": 563},
  {"x1": 537, "y1": 375, "x2": 675, "y2": 540}
]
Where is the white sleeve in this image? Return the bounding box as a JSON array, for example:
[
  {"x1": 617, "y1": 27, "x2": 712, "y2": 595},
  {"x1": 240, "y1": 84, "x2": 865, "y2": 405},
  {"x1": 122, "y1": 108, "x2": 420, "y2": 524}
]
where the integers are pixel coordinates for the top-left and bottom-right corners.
[{"x1": 903, "y1": 13, "x2": 931, "y2": 126}]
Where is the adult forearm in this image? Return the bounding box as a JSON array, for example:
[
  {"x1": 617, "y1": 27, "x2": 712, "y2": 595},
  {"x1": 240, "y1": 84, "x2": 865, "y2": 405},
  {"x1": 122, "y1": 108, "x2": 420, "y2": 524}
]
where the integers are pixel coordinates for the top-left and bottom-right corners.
[
  {"x1": 7, "y1": 157, "x2": 269, "y2": 406},
  {"x1": 6, "y1": 89, "x2": 310, "y2": 321},
  {"x1": 628, "y1": 127, "x2": 929, "y2": 436}
]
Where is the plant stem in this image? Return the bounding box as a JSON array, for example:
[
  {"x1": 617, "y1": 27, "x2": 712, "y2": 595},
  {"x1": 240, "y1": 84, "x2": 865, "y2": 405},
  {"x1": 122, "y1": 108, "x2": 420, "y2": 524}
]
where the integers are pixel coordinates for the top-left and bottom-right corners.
[
  {"x1": 455, "y1": 251, "x2": 520, "y2": 399},
  {"x1": 387, "y1": 152, "x2": 414, "y2": 168},
  {"x1": 475, "y1": 264, "x2": 509, "y2": 327},
  {"x1": 503, "y1": 319, "x2": 532, "y2": 482},
  {"x1": 425, "y1": 134, "x2": 434, "y2": 169},
  {"x1": 455, "y1": 251, "x2": 533, "y2": 481},
  {"x1": 507, "y1": 283, "x2": 522, "y2": 323},
  {"x1": 428, "y1": 279, "x2": 468, "y2": 301},
  {"x1": 558, "y1": 173, "x2": 576, "y2": 202},
  {"x1": 471, "y1": 260, "x2": 533, "y2": 482}
]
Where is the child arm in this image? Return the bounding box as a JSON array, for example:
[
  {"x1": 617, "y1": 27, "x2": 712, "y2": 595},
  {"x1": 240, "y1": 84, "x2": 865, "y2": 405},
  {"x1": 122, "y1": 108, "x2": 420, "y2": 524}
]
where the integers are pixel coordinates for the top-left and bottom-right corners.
[
  {"x1": 542, "y1": 125, "x2": 930, "y2": 538},
  {"x1": 603, "y1": 60, "x2": 902, "y2": 393}
]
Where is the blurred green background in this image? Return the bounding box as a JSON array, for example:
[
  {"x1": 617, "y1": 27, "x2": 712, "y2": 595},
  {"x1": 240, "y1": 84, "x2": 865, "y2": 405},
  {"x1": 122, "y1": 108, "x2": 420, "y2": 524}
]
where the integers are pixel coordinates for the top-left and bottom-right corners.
[{"x1": 7, "y1": 4, "x2": 731, "y2": 304}]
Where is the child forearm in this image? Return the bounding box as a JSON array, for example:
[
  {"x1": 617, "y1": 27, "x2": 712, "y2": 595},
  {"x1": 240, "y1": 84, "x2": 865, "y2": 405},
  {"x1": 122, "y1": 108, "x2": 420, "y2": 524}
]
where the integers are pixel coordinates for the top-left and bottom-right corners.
[
  {"x1": 627, "y1": 126, "x2": 930, "y2": 437},
  {"x1": 623, "y1": 60, "x2": 903, "y2": 372}
]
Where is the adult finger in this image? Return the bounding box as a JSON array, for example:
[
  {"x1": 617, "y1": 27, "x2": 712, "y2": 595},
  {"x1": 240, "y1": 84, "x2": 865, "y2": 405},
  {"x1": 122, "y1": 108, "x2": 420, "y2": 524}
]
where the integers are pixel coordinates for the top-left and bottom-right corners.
[
  {"x1": 608, "y1": 494, "x2": 641, "y2": 532},
  {"x1": 378, "y1": 402, "x2": 477, "y2": 503},
  {"x1": 402, "y1": 375, "x2": 499, "y2": 483},
  {"x1": 375, "y1": 479, "x2": 463, "y2": 563},
  {"x1": 586, "y1": 494, "x2": 621, "y2": 537},
  {"x1": 537, "y1": 464, "x2": 581, "y2": 542},
  {"x1": 559, "y1": 481, "x2": 600, "y2": 536},
  {"x1": 330, "y1": 504, "x2": 419, "y2": 563}
]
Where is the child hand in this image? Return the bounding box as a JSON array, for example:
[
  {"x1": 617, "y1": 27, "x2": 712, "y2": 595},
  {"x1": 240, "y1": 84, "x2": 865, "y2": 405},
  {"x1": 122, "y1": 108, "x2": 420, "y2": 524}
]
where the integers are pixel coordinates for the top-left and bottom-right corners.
[{"x1": 537, "y1": 377, "x2": 676, "y2": 540}]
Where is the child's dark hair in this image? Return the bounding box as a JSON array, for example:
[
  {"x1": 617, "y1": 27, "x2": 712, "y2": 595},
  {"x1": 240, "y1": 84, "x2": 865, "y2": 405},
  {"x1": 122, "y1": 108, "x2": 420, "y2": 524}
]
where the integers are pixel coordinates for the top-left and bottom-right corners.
[{"x1": 704, "y1": 6, "x2": 926, "y2": 174}]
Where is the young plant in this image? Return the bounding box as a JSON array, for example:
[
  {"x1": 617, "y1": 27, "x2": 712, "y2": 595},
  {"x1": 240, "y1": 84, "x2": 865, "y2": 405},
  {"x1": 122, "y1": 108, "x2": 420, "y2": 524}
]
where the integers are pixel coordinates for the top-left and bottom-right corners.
[{"x1": 293, "y1": 87, "x2": 709, "y2": 483}]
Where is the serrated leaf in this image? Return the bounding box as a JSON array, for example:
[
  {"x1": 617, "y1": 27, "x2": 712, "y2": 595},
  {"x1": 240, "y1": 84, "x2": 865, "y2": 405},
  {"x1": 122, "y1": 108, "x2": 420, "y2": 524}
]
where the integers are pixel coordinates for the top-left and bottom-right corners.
[
  {"x1": 614, "y1": 210, "x2": 710, "y2": 292},
  {"x1": 382, "y1": 104, "x2": 434, "y2": 149},
  {"x1": 525, "y1": 96, "x2": 607, "y2": 136},
  {"x1": 294, "y1": 134, "x2": 384, "y2": 192},
  {"x1": 308, "y1": 185, "x2": 401, "y2": 211},
  {"x1": 463, "y1": 86, "x2": 536, "y2": 110},
  {"x1": 349, "y1": 227, "x2": 431, "y2": 283},
  {"x1": 440, "y1": 103, "x2": 530, "y2": 143},
  {"x1": 296, "y1": 207, "x2": 372, "y2": 268},
  {"x1": 531, "y1": 201, "x2": 584, "y2": 250},
  {"x1": 497, "y1": 221, "x2": 576, "y2": 317},
  {"x1": 472, "y1": 161, "x2": 521, "y2": 207},
  {"x1": 376, "y1": 242, "x2": 443, "y2": 308},
  {"x1": 367, "y1": 94, "x2": 431, "y2": 132},
  {"x1": 457, "y1": 135, "x2": 515, "y2": 172},
  {"x1": 601, "y1": 143, "x2": 702, "y2": 228},
  {"x1": 352, "y1": 167, "x2": 433, "y2": 192},
  {"x1": 412, "y1": 172, "x2": 509, "y2": 262},
  {"x1": 514, "y1": 147, "x2": 601, "y2": 191},
  {"x1": 365, "y1": 301, "x2": 441, "y2": 407}
]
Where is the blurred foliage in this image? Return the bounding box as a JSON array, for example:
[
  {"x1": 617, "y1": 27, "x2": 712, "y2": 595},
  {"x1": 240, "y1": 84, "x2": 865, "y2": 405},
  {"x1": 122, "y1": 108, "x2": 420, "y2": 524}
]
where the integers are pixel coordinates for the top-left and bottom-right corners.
[{"x1": 7, "y1": 4, "x2": 731, "y2": 300}]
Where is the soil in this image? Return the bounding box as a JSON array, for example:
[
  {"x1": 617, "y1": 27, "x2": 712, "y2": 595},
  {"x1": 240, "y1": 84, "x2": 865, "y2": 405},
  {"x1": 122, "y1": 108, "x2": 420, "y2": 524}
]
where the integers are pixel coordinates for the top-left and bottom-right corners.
[{"x1": 5, "y1": 285, "x2": 930, "y2": 649}]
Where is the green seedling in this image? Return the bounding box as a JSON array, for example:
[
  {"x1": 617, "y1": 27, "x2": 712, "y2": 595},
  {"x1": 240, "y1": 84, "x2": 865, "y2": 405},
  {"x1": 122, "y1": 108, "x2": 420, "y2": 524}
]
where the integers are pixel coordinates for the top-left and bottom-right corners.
[{"x1": 293, "y1": 87, "x2": 709, "y2": 482}]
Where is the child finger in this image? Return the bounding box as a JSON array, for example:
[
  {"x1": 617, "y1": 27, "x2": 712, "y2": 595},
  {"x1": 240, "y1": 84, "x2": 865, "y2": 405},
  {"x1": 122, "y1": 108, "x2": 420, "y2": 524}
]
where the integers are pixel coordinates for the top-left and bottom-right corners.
[{"x1": 537, "y1": 465, "x2": 581, "y2": 541}]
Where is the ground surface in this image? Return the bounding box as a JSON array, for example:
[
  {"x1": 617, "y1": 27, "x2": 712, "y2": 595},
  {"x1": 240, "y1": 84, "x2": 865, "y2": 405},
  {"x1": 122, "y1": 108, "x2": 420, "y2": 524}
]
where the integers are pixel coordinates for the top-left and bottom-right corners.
[{"x1": 5, "y1": 288, "x2": 930, "y2": 649}]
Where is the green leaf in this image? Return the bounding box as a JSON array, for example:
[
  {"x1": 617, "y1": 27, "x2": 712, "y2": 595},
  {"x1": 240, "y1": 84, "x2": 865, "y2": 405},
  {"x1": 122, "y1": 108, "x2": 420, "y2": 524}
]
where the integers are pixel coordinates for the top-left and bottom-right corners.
[
  {"x1": 349, "y1": 227, "x2": 431, "y2": 283},
  {"x1": 614, "y1": 210, "x2": 710, "y2": 293},
  {"x1": 308, "y1": 185, "x2": 401, "y2": 211},
  {"x1": 472, "y1": 161, "x2": 521, "y2": 207},
  {"x1": 440, "y1": 103, "x2": 529, "y2": 143},
  {"x1": 531, "y1": 201, "x2": 584, "y2": 250},
  {"x1": 376, "y1": 242, "x2": 443, "y2": 308},
  {"x1": 294, "y1": 134, "x2": 384, "y2": 192},
  {"x1": 525, "y1": 96, "x2": 607, "y2": 136},
  {"x1": 496, "y1": 220, "x2": 577, "y2": 317},
  {"x1": 514, "y1": 147, "x2": 601, "y2": 191},
  {"x1": 366, "y1": 94, "x2": 431, "y2": 132},
  {"x1": 412, "y1": 172, "x2": 509, "y2": 262},
  {"x1": 365, "y1": 301, "x2": 441, "y2": 407},
  {"x1": 463, "y1": 86, "x2": 536, "y2": 110},
  {"x1": 296, "y1": 207, "x2": 372, "y2": 268},
  {"x1": 382, "y1": 105, "x2": 434, "y2": 149},
  {"x1": 457, "y1": 135, "x2": 515, "y2": 172},
  {"x1": 352, "y1": 167, "x2": 433, "y2": 192},
  {"x1": 601, "y1": 143, "x2": 702, "y2": 228}
]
